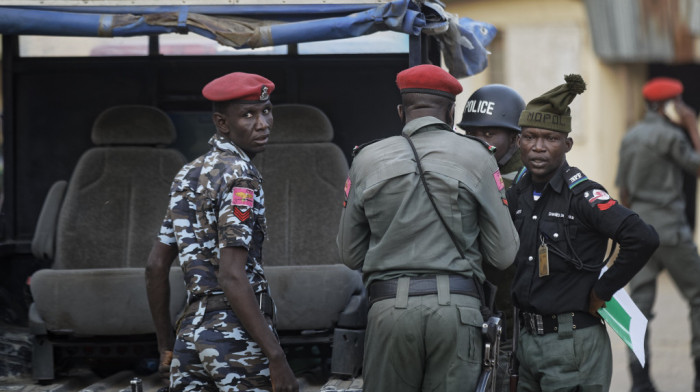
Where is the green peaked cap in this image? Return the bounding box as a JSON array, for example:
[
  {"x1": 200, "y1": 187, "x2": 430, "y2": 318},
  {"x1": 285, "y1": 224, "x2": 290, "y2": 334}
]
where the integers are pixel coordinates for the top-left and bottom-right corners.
[{"x1": 518, "y1": 74, "x2": 586, "y2": 133}]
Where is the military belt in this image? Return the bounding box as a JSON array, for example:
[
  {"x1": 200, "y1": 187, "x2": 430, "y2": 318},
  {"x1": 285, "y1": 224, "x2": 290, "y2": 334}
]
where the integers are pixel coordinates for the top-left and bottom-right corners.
[
  {"x1": 368, "y1": 275, "x2": 478, "y2": 306},
  {"x1": 520, "y1": 311, "x2": 601, "y2": 335}
]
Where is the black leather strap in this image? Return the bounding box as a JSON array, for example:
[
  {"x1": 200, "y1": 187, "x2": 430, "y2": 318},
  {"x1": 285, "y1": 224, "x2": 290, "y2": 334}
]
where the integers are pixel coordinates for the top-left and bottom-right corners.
[
  {"x1": 402, "y1": 133, "x2": 490, "y2": 308},
  {"x1": 368, "y1": 275, "x2": 479, "y2": 305}
]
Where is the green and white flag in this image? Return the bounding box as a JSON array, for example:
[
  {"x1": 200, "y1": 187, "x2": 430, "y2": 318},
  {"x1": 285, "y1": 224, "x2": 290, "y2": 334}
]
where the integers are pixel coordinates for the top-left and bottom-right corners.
[{"x1": 598, "y1": 266, "x2": 648, "y2": 367}]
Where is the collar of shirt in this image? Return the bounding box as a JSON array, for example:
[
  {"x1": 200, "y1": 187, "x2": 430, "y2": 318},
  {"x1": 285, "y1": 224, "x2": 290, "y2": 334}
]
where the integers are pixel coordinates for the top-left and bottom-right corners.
[
  {"x1": 644, "y1": 109, "x2": 669, "y2": 124},
  {"x1": 401, "y1": 116, "x2": 452, "y2": 137},
  {"x1": 519, "y1": 161, "x2": 570, "y2": 196},
  {"x1": 208, "y1": 134, "x2": 251, "y2": 162}
]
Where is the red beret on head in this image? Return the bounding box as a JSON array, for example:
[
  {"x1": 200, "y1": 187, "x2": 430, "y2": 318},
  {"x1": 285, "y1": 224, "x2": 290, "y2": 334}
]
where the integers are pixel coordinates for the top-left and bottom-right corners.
[
  {"x1": 642, "y1": 77, "x2": 683, "y2": 101},
  {"x1": 396, "y1": 64, "x2": 463, "y2": 100},
  {"x1": 202, "y1": 72, "x2": 275, "y2": 102}
]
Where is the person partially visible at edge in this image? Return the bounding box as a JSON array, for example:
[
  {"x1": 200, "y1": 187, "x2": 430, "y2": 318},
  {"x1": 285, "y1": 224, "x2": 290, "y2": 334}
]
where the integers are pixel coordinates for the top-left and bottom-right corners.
[
  {"x1": 616, "y1": 77, "x2": 700, "y2": 392},
  {"x1": 457, "y1": 83, "x2": 526, "y2": 392},
  {"x1": 337, "y1": 63, "x2": 520, "y2": 392},
  {"x1": 507, "y1": 74, "x2": 659, "y2": 391},
  {"x1": 145, "y1": 72, "x2": 298, "y2": 392}
]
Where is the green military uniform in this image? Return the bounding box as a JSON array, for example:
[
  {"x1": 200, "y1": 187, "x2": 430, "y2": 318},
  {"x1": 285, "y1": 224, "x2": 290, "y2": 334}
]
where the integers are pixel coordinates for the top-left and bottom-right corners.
[
  {"x1": 483, "y1": 148, "x2": 523, "y2": 331},
  {"x1": 617, "y1": 109, "x2": 700, "y2": 383},
  {"x1": 337, "y1": 116, "x2": 519, "y2": 392},
  {"x1": 482, "y1": 147, "x2": 522, "y2": 392}
]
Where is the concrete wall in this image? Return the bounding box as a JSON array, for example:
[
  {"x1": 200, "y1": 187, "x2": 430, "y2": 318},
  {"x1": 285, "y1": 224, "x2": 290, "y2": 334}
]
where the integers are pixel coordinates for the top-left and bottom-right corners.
[{"x1": 447, "y1": 0, "x2": 647, "y2": 196}]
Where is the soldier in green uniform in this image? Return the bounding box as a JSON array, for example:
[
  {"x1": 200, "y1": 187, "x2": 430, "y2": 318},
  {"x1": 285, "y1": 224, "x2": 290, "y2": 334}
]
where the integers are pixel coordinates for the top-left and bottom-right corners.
[
  {"x1": 337, "y1": 64, "x2": 520, "y2": 392},
  {"x1": 616, "y1": 77, "x2": 700, "y2": 392},
  {"x1": 507, "y1": 74, "x2": 659, "y2": 391},
  {"x1": 457, "y1": 83, "x2": 526, "y2": 392}
]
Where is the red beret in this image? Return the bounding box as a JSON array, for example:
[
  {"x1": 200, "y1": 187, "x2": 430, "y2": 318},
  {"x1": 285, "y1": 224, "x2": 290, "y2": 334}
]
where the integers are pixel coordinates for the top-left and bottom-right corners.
[
  {"x1": 642, "y1": 77, "x2": 683, "y2": 101},
  {"x1": 202, "y1": 72, "x2": 275, "y2": 102},
  {"x1": 396, "y1": 64, "x2": 463, "y2": 100}
]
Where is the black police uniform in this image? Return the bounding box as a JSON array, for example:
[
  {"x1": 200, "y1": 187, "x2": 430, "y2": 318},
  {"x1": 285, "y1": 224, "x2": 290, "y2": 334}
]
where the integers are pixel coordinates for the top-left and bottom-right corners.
[{"x1": 506, "y1": 161, "x2": 659, "y2": 390}]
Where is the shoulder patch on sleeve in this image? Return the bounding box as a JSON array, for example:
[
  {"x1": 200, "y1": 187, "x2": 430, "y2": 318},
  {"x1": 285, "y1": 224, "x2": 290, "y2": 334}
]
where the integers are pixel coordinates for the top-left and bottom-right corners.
[
  {"x1": 343, "y1": 175, "x2": 351, "y2": 208},
  {"x1": 232, "y1": 187, "x2": 255, "y2": 208},
  {"x1": 583, "y1": 189, "x2": 617, "y2": 211},
  {"x1": 352, "y1": 138, "x2": 383, "y2": 157},
  {"x1": 493, "y1": 170, "x2": 505, "y2": 191}
]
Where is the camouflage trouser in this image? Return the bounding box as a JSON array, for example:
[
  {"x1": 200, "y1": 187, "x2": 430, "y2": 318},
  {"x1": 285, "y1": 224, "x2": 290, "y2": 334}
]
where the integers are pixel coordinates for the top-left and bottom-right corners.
[{"x1": 170, "y1": 301, "x2": 273, "y2": 392}]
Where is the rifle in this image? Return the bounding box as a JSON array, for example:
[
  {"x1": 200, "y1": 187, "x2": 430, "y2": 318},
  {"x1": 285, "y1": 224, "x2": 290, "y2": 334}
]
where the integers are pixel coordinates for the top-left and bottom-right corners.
[
  {"x1": 475, "y1": 315, "x2": 503, "y2": 392},
  {"x1": 508, "y1": 307, "x2": 520, "y2": 392}
]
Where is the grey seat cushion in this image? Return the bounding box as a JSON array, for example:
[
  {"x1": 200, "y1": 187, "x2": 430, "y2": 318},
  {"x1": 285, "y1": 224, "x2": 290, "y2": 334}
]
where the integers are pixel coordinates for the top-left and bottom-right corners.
[
  {"x1": 54, "y1": 147, "x2": 185, "y2": 269},
  {"x1": 266, "y1": 265, "x2": 363, "y2": 331},
  {"x1": 30, "y1": 105, "x2": 187, "y2": 336},
  {"x1": 254, "y1": 104, "x2": 362, "y2": 332},
  {"x1": 30, "y1": 268, "x2": 185, "y2": 335}
]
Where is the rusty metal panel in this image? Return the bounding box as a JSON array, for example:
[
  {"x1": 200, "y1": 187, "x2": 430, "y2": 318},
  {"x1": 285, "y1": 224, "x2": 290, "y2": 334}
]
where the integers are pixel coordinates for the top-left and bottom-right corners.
[{"x1": 585, "y1": 0, "x2": 699, "y2": 63}]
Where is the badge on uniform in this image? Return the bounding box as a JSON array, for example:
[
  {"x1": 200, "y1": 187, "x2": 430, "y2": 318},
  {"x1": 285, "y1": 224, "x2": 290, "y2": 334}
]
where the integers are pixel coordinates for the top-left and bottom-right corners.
[
  {"x1": 584, "y1": 189, "x2": 617, "y2": 211},
  {"x1": 343, "y1": 176, "x2": 351, "y2": 208},
  {"x1": 232, "y1": 187, "x2": 254, "y2": 207},
  {"x1": 233, "y1": 207, "x2": 250, "y2": 222},
  {"x1": 232, "y1": 187, "x2": 254, "y2": 222},
  {"x1": 538, "y1": 236, "x2": 550, "y2": 277},
  {"x1": 493, "y1": 170, "x2": 505, "y2": 191}
]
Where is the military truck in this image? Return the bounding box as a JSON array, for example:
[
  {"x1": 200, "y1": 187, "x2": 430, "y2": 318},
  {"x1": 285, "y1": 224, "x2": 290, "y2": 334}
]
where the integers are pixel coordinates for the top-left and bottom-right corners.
[{"x1": 0, "y1": 1, "x2": 495, "y2": 390}]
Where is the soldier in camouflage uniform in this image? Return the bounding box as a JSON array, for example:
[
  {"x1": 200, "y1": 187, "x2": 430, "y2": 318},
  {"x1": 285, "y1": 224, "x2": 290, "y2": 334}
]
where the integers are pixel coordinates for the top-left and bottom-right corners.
[{"x1": 145, "y1": 72, "x2": 298, "y2": 392}]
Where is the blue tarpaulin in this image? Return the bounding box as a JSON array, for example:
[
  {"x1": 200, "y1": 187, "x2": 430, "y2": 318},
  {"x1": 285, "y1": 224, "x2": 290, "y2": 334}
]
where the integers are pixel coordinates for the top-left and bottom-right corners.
[{"x1": 0, "y1": 0, "x2": 497, "y2": 77}]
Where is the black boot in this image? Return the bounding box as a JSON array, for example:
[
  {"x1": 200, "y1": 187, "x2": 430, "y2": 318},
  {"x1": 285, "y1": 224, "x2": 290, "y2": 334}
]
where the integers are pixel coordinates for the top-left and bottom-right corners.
[
  {"x1": 629, "y1": 359, "x2": 656, "y2": 392},
  {"x1": 694, "y1": 357, "x2": 700, "y2": 392}
]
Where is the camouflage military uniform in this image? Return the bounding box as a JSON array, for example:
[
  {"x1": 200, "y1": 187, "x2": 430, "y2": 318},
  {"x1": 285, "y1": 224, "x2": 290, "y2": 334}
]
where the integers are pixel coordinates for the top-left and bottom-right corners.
[{"x1": 158, "y1": 134, "x2": 272, "y2": 392}]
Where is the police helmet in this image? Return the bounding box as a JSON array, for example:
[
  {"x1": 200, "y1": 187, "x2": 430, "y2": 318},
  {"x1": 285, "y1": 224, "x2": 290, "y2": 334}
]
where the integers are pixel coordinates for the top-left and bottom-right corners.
[{"x1": 457, "y1": 84, "x2": 525, "y2": 133}]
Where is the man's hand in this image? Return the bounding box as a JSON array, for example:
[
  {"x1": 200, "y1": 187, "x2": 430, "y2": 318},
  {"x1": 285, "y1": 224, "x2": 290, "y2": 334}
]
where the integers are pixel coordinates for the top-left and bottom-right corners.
[
  {"x1": 674, "y1": 99, "x2": 698, "y2": 126},
  {"x1": 158, "y1": 349, "x2": 173, "y2": 382},
  {"x1": 588, "y1": 289, "x2": 606, "y2": 319},
  {"x1": 268, "y1": 355, "x2": 299, "y2": 392}
]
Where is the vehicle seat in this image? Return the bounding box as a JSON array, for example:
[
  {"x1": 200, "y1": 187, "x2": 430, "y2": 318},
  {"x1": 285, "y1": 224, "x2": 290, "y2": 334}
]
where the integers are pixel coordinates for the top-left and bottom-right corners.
[
  {"x1": 253, "y1": 104, "x2": 366, "y2": 377},
  {"x1": 28, "y1": 105, "x2": 187, "y2": 381}
]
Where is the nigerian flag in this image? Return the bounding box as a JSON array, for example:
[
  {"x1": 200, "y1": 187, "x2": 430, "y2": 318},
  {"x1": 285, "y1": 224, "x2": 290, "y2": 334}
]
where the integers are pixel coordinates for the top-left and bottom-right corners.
[{"x1": 598, "y1": 266, "x2": 648, "y2": 367}]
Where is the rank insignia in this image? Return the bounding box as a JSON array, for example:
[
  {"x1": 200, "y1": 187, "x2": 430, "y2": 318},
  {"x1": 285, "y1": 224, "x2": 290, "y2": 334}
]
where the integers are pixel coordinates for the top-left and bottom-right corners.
[{"x1": 234, "y1": 206, "x2": 251, "y2": 222}]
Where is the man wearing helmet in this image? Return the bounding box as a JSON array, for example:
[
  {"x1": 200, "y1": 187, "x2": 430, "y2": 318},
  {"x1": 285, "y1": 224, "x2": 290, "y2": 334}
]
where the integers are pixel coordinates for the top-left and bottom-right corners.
[
  {"x1": 458, "y1": 84, "x2": 526, "y2": 188},
  {"x1": 457, "y1": 84, "x2": 526, "y2": 392}
]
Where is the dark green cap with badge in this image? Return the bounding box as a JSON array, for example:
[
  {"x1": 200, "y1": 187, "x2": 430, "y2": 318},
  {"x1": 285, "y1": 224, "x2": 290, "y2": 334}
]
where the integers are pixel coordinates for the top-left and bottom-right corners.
[{"x1": 518, "y1": 74, "x2": 586, "y2": 133}]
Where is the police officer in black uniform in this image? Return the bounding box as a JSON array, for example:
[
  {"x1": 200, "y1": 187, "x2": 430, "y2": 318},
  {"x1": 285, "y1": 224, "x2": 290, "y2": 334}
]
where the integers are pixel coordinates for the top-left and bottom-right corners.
[{"x1": 507, "y1": 74, "x2": 659, "y2": 391}]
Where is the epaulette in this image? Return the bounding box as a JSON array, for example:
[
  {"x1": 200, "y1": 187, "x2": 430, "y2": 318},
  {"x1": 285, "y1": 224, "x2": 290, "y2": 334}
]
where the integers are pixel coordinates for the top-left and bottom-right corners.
[
  {"x1": 461, "y1": 134, "x2": 497, "y2": 154},
  {"x1": 514, "y1": 166, "x2": 527, "y2": 184},
  {"x1": 352, "y1": 138, "x2": 383, "y2": 158},
  {"x1": 563, "y1": 166, "x2": 589, "y2": 194}
]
